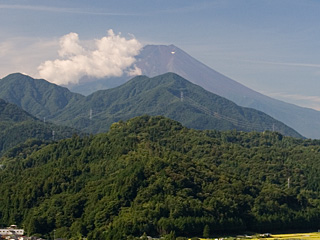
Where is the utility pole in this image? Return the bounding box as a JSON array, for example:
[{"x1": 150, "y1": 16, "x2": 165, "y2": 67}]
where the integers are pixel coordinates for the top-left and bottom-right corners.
[
  {"x1": 89, "y1": 109, "x2": 93, "y2": 120},
  {"x1": 180, "y1": 91, "x2": 184, "y2": 102}
]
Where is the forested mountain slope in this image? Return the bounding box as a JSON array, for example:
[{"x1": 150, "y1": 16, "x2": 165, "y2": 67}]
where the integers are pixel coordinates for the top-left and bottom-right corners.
[
  {"x1": 0, "y1": 73, "x2": 302, "y2": 138},
  {"x1": 0, "y1": 73, "x2": 84, "y2": 120},
  {"x1": 0, "y1": 98, "x2": 78, "y2": 156},
  {"x1": 54, "y1": 73, "x2": 302, "y2": 138},
  {"x1": 1, "y1": 116, "x2": 320, "y2": 239}
]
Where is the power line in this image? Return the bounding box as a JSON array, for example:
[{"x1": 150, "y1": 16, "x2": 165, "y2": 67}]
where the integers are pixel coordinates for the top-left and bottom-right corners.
[
  {"x1": 89, "y1": 109, "x2": 93, "y2": 120},
  {"x1": 181, "y1": 94, "x2": 276, "y2": 132}
]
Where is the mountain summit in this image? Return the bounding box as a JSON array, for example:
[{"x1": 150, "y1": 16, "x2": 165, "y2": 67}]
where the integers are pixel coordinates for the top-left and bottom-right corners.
[
  {"x1": 0, "y1": 73, "x2": 84, "y2": 119},
  {"x1": 69, "y1": 45, "x2": 320, "y2": 139},
  {"x1": 135, "y1": 45, "x2": 320, "y2": 139},
  {"x1": 135, "y1": 45, "x2": 259, "y2": 99}
]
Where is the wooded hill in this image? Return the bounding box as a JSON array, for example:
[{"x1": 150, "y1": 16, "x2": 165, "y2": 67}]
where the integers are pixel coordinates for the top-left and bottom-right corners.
[
  {"x1": 1, "y1": 116, "x2": 320, "y2": 239},
  {"x1": 0, "y1": 73, "x2": 302, "y2": 138},
  {"x1": 0, "y1": 73, "x2": 84, "y2": 119},
  {"x1": 0, "y1": 98, "x2": 78, "y2": 156}
]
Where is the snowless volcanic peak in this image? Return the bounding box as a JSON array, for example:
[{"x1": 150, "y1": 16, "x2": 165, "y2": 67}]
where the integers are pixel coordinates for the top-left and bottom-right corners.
[
  {"x1": 135, "y1": 44, "x2": 254, "y2": 98},
  {"x1": 63, "y1": 44, "x2": 320, "y2": 138},
  {"x1": 135, "y1": 45, "x2": 179, "y2": 76},
  {"x1": 134, "y1": 45, "x2": 320, "y2": 139}
]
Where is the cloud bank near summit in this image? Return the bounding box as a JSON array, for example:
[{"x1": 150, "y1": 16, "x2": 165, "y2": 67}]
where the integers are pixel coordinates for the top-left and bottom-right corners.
[{"x1": 38, "y1": 29, "x2": 142, "y2": 85}]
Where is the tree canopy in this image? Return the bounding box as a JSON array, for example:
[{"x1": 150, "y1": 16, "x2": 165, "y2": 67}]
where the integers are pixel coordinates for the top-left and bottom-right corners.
[{"x1": 0, "y1": 116, "x2": 319, "y2": 239}]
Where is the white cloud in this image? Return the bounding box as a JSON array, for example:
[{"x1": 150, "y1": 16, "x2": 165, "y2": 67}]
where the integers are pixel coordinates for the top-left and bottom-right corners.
[
  {"x1": 58, "y1": 33, "x2": 85, "y2": 57},
  {"x1": 0, "y1": 4, "x2": 73, "y2": 13},
  {"x1": 0, "y1": 4, "x2": 137, "y2": 16},
  {"x1": 126, "y1": 65, "x2": 142, "y2": 76},
  {"x1": 0, "y1": 41, "x2": 12, "y2": 57},
  {"x1": 38, "y1": 30, "x2": 142, "y2": 85},
  {"x1": 243, "y1": 59, "x2": 320, "y2": 68},
  {"x1": 265, "y1": 92, "x2": 320, "y2": 111}
]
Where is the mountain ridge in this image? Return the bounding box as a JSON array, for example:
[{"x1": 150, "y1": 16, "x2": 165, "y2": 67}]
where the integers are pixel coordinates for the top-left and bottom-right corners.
[
  {"x1": 55, "y1": 73, "x2": 302, "y2": 137},
  {"x1": 0, "y1": 73, "x2": 301, "y2": 137},
  {"x1": 67, "y1": 44, "x2": 320, "y2": 139},
  {"x1": 0, "y1": 72, "x2": 302, "y2": 138},
  {"x1": 0, "y1": 73, "x2": 84, "y2": 119}
]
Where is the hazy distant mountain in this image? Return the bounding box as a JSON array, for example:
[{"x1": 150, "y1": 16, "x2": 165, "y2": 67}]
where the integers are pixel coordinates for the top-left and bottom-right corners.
[
  {"x1": 136, "y1": 45, "x2": 320, "y2": 139},
  {"x1": 0, "y1": 98, "x2": 77, "y2": 156},
  {"x1": 69, "y1": 45, "x2": 320, "y2": 139},
  {"x1": 68, "y1": 75, "x2": 129, "y2": 96},
  {"x1": 54, "y1": 73, "x2": 302, "y2": 138},
  {"x1": 0, "y1": 73, "x2": 84, "y2": 120}
]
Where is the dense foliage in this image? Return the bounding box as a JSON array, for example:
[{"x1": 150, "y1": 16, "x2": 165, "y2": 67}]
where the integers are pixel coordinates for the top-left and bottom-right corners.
[
  {"x1": 0, "y1": 116, "x2": 319, "y2": 239},
  {"x1": 0, "y1": 73, "x2": 84, "y2": 119},
  {"x1": 0, "y1": 73, "x2": 302, "y2": 138},
  {"x1": 0, "y1": 99, "x2": 78, "y2": 156}
]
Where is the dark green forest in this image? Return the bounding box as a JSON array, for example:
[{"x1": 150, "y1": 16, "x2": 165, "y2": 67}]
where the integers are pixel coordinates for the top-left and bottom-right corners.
[
  {"x1": 1, "y1": 116, "x2": 320, "y2": 239},
  {"x1": 0, "y1": 99, "x2": 79, "y2": 156}
]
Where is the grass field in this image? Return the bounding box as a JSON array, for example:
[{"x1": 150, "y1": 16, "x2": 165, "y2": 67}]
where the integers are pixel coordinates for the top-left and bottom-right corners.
[
  {"x1": 259, "y1": 232, "x2": 320, "y2": 240},
  {"x1": 197, "y1": 232, "x2": 320, "y2": 240}
]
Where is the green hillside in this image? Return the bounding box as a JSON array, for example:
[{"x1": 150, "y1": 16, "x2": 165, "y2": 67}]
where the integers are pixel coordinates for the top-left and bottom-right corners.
[
  {"x1": 0, "y1": 99, "x2": 78, "y2": 156},
  {"x1": 0, "y1": 116, "x2": 319, "y2": 239},
  {"x1": 0, "y1": 73, "x2": 302, "y2": 138},
  {"x1": 54, "y1": 73, "x2": 302, "y2": 138},
  {"x1": 0, "y1": 73, "x2": 84, "y2": 119}
]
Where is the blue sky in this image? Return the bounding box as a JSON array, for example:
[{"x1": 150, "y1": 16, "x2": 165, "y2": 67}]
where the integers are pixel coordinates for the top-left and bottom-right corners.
[{"x1": 1, "y1": 0, "x2": 320, "y2": 110}]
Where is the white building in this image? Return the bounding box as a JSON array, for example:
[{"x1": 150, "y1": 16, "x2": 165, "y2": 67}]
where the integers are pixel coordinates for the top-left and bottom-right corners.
[{"x1": 0, "y1": 225, "x2": 24, "y2": 237}]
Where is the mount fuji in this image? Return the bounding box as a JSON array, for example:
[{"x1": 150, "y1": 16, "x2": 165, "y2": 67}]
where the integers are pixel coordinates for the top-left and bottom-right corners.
[{"x1": 68, "y1": 44, "x2": 320, "y2": 139}]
